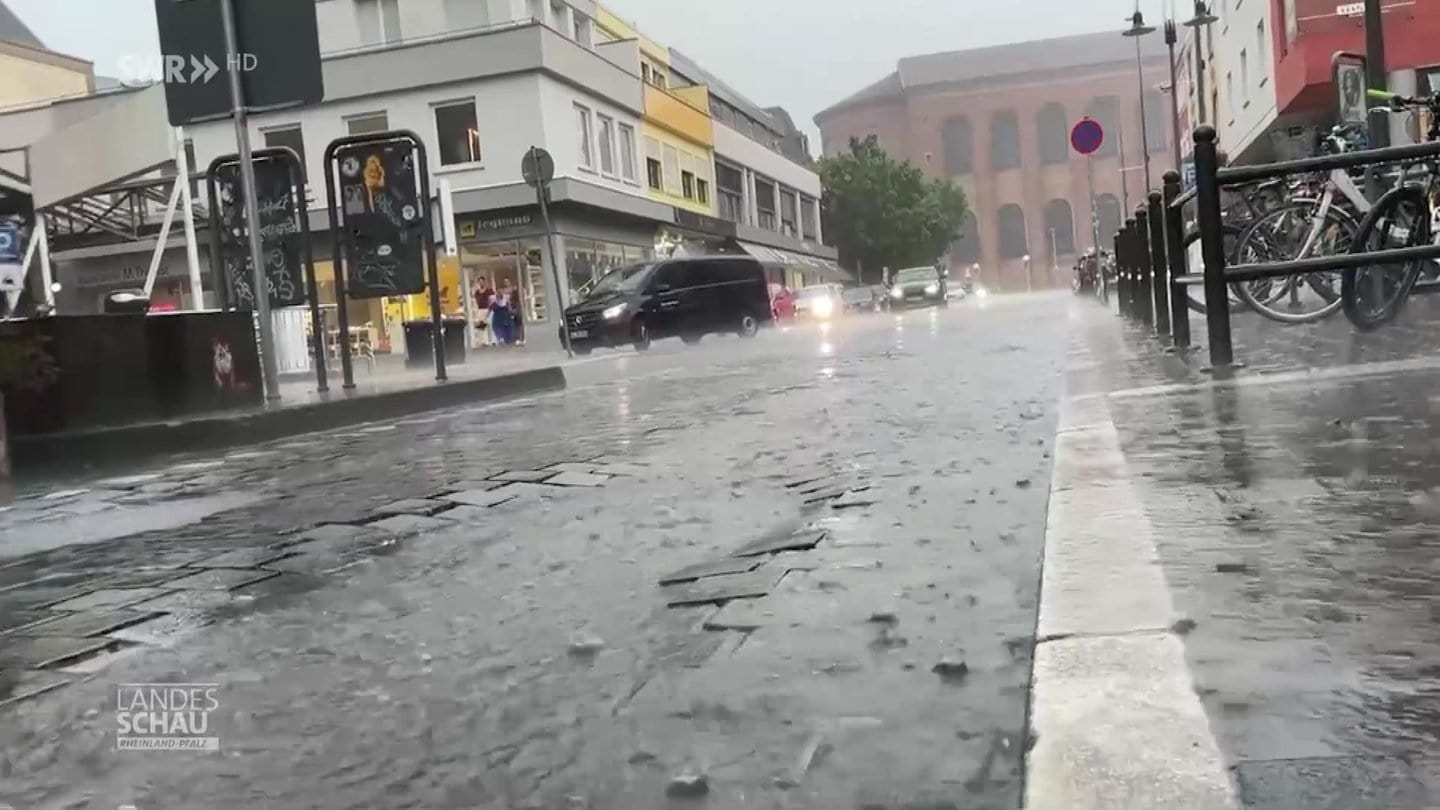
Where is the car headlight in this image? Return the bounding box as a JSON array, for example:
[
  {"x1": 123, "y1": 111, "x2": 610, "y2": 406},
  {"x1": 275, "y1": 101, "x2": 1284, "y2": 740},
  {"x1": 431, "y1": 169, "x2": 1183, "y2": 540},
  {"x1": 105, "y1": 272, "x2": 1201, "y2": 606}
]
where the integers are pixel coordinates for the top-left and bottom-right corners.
[
  {"x1": 813, "y1": 298, "x2": 834, "y2": 317},
  {"x1": 890, "y1": 287, "x2": 903, "y2": 299},
  {"x1": 924, "y1": 283, "x2": 939, "y2": 295},
  {"x1": 601, "y1": 303, "x2": 627, "y2": 320},
  {"x1": 975, "y1": 287, "x2": 989, "y2": 299}
]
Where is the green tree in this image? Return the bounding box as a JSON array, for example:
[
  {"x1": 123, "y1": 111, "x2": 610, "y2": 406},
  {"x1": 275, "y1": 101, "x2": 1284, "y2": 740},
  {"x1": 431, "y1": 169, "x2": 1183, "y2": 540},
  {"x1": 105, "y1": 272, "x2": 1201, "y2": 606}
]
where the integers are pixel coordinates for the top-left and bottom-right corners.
[{"x1": 818, "y1": 136, "x2": 971, "y2": 284}]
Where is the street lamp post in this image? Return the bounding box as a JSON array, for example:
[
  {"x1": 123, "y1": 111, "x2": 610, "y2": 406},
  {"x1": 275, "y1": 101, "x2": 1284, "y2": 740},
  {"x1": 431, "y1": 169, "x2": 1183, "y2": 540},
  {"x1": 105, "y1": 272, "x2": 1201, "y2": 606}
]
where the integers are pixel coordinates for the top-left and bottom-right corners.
[
  {"x1": 1164, "y1": 20, "x2": 1183, "y2": 171},
  {"x1": 1184, "y1": 1, "x2": 1219, "y2": 127},
  {"x1": 1123, "y1": 10, "x2": 1157, "y2": 193},
  {"x1": 1023, "y1": 254, "x2": 1033, "y2": 292}
]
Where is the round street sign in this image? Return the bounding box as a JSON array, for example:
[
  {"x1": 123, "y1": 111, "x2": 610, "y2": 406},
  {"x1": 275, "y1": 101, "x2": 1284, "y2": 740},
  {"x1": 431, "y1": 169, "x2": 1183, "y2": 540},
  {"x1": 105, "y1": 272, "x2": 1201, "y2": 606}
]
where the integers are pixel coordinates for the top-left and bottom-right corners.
[
  {"x1": 521, "y1": 147, "x2": 555, "y2": 188},
  {"x1": 1070, "y1": 118, "x2": 1105, "y2": 156}
]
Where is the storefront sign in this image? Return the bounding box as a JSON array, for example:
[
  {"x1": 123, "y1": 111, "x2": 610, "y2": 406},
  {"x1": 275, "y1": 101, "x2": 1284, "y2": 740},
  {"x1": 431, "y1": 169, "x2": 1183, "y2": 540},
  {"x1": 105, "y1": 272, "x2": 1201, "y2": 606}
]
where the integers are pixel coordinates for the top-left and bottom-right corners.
[
  {"x1": 460, "y1": 212, "x2": 535, "y2": 239},
  {"x1": 672, "y1": 208, "x2": 736, "y2": 238},
  {"x1": 335, "y1": 140, "x2": 427, "y2": 299}
]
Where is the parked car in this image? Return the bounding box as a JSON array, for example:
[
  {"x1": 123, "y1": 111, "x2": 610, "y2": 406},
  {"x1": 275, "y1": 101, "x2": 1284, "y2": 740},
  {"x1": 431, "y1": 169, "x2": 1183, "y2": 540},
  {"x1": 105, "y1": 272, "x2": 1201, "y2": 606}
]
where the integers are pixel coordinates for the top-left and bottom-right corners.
[
  {"x1": 794, "y1": 284, "x2": 845, "y2": 320},
  {"x1": 560, "y1": 255, "x2": 773, "y2": 354},
  {"x1": 887, "y1": 266, "x2": 948, "y2": 308},
  {"x1": 842, "y1": 285, "x2": 887, "y2": 313},
  {"x1": 768, "y1": 283, "x2": 796, "y2": 321}
]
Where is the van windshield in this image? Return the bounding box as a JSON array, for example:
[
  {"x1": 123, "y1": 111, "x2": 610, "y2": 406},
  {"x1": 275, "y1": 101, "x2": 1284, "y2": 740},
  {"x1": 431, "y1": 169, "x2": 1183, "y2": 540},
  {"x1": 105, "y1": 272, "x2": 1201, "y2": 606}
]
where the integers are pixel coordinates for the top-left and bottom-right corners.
[
  {"x1": 894, "y1": 267, "x2": 939, "y2": 284},
  {"x1": 586, "y1": 263, "x2": 656, "y2": 299}
]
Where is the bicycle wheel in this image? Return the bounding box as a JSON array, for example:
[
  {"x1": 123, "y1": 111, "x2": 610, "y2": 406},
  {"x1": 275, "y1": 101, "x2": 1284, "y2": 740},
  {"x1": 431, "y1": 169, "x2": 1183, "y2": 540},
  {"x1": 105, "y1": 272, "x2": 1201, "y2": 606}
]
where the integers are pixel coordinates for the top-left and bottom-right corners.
[
  {"x1": 1341, "y1": 185, "x2": 1431, "y2": 331},
  {"x1": 1230, "y1": 201, "x2": 1356, "y2": 323},
  {"x1": 1182, "y1": 223, "x2": 1248, "y2": 314}
]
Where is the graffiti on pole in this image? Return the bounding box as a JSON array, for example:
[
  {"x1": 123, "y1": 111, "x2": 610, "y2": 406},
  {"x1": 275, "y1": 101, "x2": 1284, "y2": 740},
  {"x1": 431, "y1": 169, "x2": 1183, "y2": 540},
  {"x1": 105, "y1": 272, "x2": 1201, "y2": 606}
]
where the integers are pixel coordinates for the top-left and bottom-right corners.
[{"x1": 335, "y1": 140, "x2": 426, "y2": 299}]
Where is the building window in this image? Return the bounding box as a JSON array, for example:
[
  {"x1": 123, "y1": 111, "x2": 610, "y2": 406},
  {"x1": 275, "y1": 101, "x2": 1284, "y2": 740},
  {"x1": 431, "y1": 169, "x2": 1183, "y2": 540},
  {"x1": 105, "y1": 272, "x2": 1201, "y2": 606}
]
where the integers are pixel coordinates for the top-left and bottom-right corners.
[
  {"x1": 1096, "y1": 193, "x2": 1122, "y2": 247},
  {"x1": 573, "y1": 14, "x2": 592, "y2": 47},
  {"x1": 263, "y1": 126, "x2": 308, "y2": 180},
  {"x1": 1256, "y1": 20, "x2": 1267, "y2": 79},
  {"x1": 356, "y1": 0, "x2": 402, "y2": 45},
  {"x1": 940, "y1": 115, "x2": 972, "y2": 175},
  {"x1": 1226, "y1": 71, "x2": 1234, "y2": 118},
  {"x1": 444, "y1": 0, "x2": 489, "y2": 31},
  {"x1": 997, "y1": 204, "x2": 1027, "y2": 259},
  {"x1": 434, "y1": 100, "x2": 481, "y2": 166},
  {"x1": 1036, "y1": 103, "x2": 1069, "y2": 165},
  {"x1": 662, "y1": 145, "x2": 680, "y2": 194},
  {"x1": 779, "y1": 189, "x2": 798, "y2": 237},
  {"x1": 681, "y1": 169, "x2": 696, "y2": 200},
  {"x1": 550, "y1": 0, "x2": 570, "y2": 35},
  {"x1": 645, "y1": 136, "x2": 663, "y2": 190},
  {"x1": 716, "y1": 162, "x2": 744, "y2": 222},
  {"x1": 575, "y1": 104, "x2": 594, "y2": 169},
  {"x1": 800, "y1": 195, "x2": 818, "y2": 240},
  {"x1": 528, "y1": 0, "x2": 544, "y2": 23},
  {"x1": 1140, "y1": 93, "x2": 1167, "y2": 150},
  {"x1": 990, "y1": 110, "x2": 1021, "y2": 171},
  {"x1": 953, "y1": 214, "x2": 980, "y2": 262},
  {"x1": 1084, "y1": 96, "x2": 1120, "y2": 157},
  {"x1": 617, "y1": 123, "x2": 637, "y2": 182},
  {"x1": 1043, "y1": 199, "x2": 1075, "y2": 256},
  {"x1": 346, "y1": 112, "x2": 389, "y2": 136},
  {"x1": 696, "y1": 178, "x2": 709, "y2": 205},
  {"x1": 596, "y1": 114, "x2": 616, "y2": 176},
  {"x1": 755, "y1": 177, "x2": 777, "y2": 230},
  {"x1": 1240, "y1": 49, "x2": 1249, "y2": 102}
]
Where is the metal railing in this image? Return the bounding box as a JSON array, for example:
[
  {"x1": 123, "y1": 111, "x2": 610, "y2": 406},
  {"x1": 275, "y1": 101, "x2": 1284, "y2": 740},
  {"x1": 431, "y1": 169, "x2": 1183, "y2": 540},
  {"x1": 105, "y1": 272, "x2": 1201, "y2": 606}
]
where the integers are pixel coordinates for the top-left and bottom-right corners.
[{"x1": 1108, "y1": 124, "x2": 1440, "y2": 369}]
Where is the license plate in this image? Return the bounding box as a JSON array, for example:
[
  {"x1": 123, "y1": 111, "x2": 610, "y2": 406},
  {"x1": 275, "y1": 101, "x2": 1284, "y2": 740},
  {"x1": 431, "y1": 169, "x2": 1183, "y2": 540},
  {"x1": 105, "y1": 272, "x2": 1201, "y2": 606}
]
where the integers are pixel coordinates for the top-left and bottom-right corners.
[{"x1": 570, "y1": 329, "x2": 589, "y2": 339}]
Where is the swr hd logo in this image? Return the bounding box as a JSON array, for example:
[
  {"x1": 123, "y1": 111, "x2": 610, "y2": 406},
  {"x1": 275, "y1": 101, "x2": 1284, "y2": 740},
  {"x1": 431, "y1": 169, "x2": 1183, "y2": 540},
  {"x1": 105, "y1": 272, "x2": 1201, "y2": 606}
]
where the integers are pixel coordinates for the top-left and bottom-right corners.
[{"x1": 116, "y1": 52, "x2": 258, "y2": 86}]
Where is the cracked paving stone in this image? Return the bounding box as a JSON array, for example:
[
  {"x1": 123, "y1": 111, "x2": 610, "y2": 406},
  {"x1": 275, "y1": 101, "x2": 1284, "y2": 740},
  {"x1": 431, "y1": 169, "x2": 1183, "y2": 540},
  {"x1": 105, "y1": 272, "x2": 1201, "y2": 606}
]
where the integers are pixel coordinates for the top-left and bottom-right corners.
[
  {"x1": 0, "y1": 610, "x2": 51, "y2": 634},
  {"x1": 185, "y1": 548, "x2": 294, "y2": 570},
  {"x1": 433, "y1": 505, "x2": 498, "y2": 523},
  {"x1": 658, "y1": 557, "x2": 764, "y2": 586},
  {"x1": 489, "y1": 469, "x2": 558, "y2": 484},
  {"x1": 0, "y1": 636, "x2": 123, "y2": 670},
  {"x1": 0, "y1": 671, "x2": 72, "y2": 708},
  {"x1": 369, "y1": 499, "x2": 452, "y2": 518},
  {"x1": 664, "y1": 568, "x2": 788, "y2": 608},
  {"x1": 703, "y1": 599, "x2": 771, "y2": 631},
  {"x1": 108, "y1": 611, "x2": 216, "y2": 648},
  {"x1": 733, "y1": 529, "x2": 828, "y2": 558},
  {"x1": 46, "y1": 587, "x2": 174, "y2": 612},
  {"x1": 367, "y1": 514, "x2": 453, "y2": 535},
  {"x1": 127, "y1": 588, "x2": 239, "y2": 612},
  {"x1": 588, "y1": 462, "x2": 647, "y2": 477},
  {"x1": 803, "y1": 486, "x2": 853, "y2": 504},
  {"x1": 9, "y1": 609, "x2": 164, "y2": 638},
  {"x1": 546, "y1": 471, "x2": 611, "y2": 488},
  {"x1": 279, "y1": 523, "x2": 391, "y2": 549},
  {"x1": 544, "y1": 462, "x2": 607, "y2": 476},
  {"x1": 442, "y1": 488, "x2": 520, "y2": 509},
  {"x1": 831, "y1": 489, "x2": 880, "y2": 510},
  {"x1": 162, "y1": 568, "x2": 280, "y2": 592}
]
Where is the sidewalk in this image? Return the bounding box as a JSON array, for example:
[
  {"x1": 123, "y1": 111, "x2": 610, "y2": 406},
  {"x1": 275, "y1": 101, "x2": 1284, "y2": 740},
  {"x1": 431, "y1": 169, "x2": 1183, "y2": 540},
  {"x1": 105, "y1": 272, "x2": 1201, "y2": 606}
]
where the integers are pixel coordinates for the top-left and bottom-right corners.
[
  {"x1": 7, "y1": 348, "x2": 575, "y2": 482},
  {"x1": 1030, "y1": 297, "x2": 1440, "y2": 808}
]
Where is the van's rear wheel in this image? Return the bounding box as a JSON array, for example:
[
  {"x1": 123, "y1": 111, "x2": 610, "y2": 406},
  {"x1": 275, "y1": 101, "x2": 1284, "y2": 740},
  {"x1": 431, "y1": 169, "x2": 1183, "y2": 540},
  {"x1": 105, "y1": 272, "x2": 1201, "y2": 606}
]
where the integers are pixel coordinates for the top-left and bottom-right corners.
[
  {"x1": 631, "y1": 318, "x2": 652, "y2": 351},
  {"x1": 737, "y1": 312, "x2": 760, "y2": 338}
]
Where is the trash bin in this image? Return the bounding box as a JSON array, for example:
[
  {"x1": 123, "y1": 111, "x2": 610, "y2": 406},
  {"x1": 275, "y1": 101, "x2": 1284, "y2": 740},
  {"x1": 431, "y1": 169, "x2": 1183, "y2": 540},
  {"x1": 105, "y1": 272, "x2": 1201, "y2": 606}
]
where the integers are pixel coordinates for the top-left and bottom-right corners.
[{"x1": 402, "y1": 319, "x2": 468, "y2": 368}]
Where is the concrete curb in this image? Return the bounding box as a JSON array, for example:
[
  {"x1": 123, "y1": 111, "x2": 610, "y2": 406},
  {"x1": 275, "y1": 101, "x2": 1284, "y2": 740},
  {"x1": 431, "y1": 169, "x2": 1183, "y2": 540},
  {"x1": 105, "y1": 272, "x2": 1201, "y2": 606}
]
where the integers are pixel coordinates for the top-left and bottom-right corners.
[
  {"x1": 1023, "y1": 307, "x2": 1238, "y2": 809},
  {"x1": 10, "y1": 366, "x2": 567, "y2": 475}
]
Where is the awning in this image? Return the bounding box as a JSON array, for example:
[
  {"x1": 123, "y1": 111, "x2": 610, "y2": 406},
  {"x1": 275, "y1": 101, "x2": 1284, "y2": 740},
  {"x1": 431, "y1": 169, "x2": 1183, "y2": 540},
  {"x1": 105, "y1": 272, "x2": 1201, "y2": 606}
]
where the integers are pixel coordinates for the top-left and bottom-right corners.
[{"x1": 737, "y1": 241, "x2": 852, "y2": 282}]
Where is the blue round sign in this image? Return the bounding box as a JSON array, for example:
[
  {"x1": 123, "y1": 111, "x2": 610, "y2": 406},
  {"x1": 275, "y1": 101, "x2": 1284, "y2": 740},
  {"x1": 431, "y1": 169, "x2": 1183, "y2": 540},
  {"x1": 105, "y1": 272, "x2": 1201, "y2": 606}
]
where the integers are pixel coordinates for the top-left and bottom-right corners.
[{"x1": 1070, "y1": 118, "x2": 1105, "y2": 155}]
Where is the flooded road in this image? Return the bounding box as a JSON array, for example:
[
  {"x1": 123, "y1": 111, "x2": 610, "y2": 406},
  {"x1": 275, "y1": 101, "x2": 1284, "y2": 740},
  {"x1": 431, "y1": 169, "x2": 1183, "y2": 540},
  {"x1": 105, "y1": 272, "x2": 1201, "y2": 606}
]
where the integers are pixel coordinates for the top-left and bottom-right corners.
[{"x1": 1, "y1": 294, "x2": 1067, "y2": 809}]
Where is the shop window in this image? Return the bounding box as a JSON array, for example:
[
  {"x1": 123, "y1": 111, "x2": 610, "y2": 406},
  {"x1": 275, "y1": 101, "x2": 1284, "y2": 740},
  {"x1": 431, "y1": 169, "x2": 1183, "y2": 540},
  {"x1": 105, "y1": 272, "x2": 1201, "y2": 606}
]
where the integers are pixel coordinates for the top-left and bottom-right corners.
[
  {"x1": 434, "y1": 100, "x2": 481, "y2": 166},
  {"x1": 1043, "y1": 199, "x2": 1075, "y2": 256},
  {"x1": 346, "y1": 112, "x2": 389, "y2": 136},
  {"x1": 941, "y1": 115, "x2": 972, "y2": 175},
  {"x1": 997, "y1": 204, "x2": 1028, "y2": 259},
  {"x1": 1036, "y1": 103, "x2": 1069, "y2": 165},
  {"x1": 990, "y1": 110, "x2": 1021, "y2": 171},
  {"x1": 1083, "y1": 96, "x2": 1119, "y2": 157},
  {"x1": 263, "y1": 126, "x2": 307, "y2": 180}
]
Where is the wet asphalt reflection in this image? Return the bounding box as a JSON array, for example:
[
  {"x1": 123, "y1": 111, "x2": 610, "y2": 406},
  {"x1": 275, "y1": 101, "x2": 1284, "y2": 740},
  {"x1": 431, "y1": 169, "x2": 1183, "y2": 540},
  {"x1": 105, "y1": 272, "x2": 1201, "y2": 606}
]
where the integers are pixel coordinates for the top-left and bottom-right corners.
[{"x1": 1, "y1": 295, "x2": 1068, "y2": 809}]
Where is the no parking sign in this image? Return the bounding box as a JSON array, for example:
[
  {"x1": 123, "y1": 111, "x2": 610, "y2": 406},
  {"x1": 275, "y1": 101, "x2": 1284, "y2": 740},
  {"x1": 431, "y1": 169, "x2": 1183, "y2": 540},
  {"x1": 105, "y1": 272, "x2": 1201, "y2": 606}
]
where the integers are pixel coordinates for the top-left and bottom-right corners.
[{"x1": 1070, "y1": 118, "x2": 1105, "y2": 156}]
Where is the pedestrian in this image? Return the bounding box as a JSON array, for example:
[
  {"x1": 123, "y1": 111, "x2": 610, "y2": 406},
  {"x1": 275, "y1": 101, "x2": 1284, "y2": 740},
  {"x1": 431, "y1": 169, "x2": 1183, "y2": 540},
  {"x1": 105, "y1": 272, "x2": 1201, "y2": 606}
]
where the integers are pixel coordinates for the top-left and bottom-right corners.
[
  {"x1": 490, "y1": 286, "x2": 515, "y2": 345},
  {"x1": 473, "y1": 279, "x2": 495, "y2": 347}
]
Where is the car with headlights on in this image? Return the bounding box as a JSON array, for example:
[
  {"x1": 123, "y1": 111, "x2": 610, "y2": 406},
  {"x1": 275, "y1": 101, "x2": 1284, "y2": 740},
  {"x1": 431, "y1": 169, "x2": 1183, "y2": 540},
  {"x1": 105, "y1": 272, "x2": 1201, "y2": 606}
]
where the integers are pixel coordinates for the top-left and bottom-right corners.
[
  {"x1": 842, "y1": 285, "x2": 887, "y2": 313},
  {"x1": 794, "y1": 284, "x2": 845, "y2": 320},
  {"x1": 887, "y1": 266, "x2": 948, "y2": 308},
  {"x1": 559, "y1": 255, "x2": 772, "y2": 354}
]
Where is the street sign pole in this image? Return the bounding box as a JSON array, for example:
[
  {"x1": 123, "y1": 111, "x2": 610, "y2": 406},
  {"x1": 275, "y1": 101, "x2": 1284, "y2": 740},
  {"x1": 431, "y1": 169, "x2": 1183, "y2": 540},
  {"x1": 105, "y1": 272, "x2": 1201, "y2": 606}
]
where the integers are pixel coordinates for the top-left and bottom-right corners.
[
  {"x1": 219, "y1": 0, "x2": 278, "y2": 400},
  {"x1": 525, "y1": 146, "x2": 571, "y2": 358}
]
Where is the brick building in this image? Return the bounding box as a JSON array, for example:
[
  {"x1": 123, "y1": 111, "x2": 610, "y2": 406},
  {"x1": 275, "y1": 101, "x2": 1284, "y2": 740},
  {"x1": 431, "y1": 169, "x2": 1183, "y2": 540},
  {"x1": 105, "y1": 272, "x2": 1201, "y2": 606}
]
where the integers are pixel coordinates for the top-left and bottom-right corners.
[{"x1": 815, "y1": 31, "x2": 1173, "y2": 292}]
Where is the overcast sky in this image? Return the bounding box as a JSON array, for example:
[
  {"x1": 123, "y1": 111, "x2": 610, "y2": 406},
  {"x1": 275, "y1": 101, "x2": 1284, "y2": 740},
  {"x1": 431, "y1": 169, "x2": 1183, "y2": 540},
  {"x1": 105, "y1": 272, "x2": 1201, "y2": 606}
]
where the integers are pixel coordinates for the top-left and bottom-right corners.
[{"x1": 11, "y1": 0, "x2": 1172, "y2": 148}]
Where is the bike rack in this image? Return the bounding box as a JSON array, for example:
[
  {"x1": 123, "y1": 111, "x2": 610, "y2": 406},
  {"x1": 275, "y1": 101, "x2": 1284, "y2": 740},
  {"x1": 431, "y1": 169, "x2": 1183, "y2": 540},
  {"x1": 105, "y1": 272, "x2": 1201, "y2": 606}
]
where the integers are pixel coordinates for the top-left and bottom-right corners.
[{"x1": 1112, "y1": 126, "x2": 1440, "y2": 370}]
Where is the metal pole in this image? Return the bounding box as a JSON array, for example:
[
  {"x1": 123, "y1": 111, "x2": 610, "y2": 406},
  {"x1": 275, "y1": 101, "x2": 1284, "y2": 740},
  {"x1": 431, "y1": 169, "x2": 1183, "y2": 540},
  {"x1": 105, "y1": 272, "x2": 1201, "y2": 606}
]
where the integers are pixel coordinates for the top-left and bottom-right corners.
[
  {"x1": 1166, "y1": 22, "x2": 1184, "y2": 171},
  {"x1": 1162, "y1": 170, "x2": 1191, "y2": 349},
  {"x1": 1118, "y1": 119, "x2": 1131, "y2": 212},
  {"x1": 1113, "y1": 230, "x2": 1126, "y2": 315},
  {"x1": 413, "y1": 140, "x2": 447, "y2": 383},
  {"x1": 1136, "y1": 36, "x2": 1154, "y2": 193},
  {"x1": 219, "y1": 0, "x2": 280, "y2": 400},
  {"x1": 291, "y1": 150, "x2": 327, "y2": 393},
  {"x1": 1134, "y1": 204, "x2": 1154, "y2": 327},
  {"x1": 1087, "y1": 154, "x2": 1101, "y2": 255},
  {"x1": 321, "y1": 144, "x2": 356, "y2": 389},
  {"x1": 35, "y1": 213, "x2": 52, "y2": 309},
  {"x1": 1192, "y1": 125, "x2": 1233, "y2": 368},
  {"x1": 532, "y1": 147, "x2": 571, "y2": 358},
  {"x1": 176, "y1": 126, "x2": 205, "y2": 310},
  {"x1": 1364, "y1": 0, "x2": 1389, "y2": 148},
  {"x1": 1147, "y1": 190, "x2": 1171, "y2": 337}
]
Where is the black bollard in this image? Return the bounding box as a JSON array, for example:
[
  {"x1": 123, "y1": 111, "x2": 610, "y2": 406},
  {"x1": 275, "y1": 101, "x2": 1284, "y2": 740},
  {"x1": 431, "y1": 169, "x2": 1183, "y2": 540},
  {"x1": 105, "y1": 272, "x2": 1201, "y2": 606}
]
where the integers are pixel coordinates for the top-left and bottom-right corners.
[
  {"x1": 1162, "y1": 171, "x2": 1191, "y2": 350},
  {"x1": 1193, "y1": 125, "x2": 1234, "y2": 368},
  {"x1": 1122, "y1": 219, "x2": 1137, "y2": 319},
  {"x1": 1133, "y1": 205, "x2": 1154, "y2": 328},
  {"x1": 1112, "y1": 232, "x2": 1125, "y2": 316},
  {"x1": 1147, "y1": 190, "x2": 1171, "y2": 339}
]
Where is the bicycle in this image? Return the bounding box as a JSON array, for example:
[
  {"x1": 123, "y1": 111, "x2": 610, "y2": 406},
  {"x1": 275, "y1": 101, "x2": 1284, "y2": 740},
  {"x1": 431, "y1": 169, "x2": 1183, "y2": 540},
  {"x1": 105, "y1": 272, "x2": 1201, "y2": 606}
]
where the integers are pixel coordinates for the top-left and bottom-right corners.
[{"x1": 1340, "y1": 89, "x2": 1440, "y2": 331}]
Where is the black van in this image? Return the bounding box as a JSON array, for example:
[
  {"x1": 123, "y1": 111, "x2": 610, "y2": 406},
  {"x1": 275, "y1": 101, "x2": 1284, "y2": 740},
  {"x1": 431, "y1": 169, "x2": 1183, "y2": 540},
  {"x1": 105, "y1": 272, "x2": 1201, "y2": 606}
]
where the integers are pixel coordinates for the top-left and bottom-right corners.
[{"x1": 560, "y1": 255, "x2": 773, "y2": 354}]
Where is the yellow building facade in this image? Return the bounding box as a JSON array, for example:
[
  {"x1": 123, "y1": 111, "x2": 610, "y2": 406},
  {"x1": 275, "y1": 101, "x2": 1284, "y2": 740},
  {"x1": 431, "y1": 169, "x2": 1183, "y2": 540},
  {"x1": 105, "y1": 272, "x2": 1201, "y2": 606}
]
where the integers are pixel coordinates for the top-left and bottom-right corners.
[
  {"x1": 0, "y1": 41, "x2": 93, "y2": 109},
  {"x1": 595, "y1": 7, "x2": 717, "y2": 217}
]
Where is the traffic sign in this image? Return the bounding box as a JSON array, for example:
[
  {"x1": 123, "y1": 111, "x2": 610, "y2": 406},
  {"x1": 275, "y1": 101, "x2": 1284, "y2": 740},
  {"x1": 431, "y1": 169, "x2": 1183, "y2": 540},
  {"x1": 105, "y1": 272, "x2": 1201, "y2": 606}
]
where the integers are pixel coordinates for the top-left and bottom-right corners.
[
  {"x1": 522, "y1": 147, "x2": 555, "y2": 188},
  {"x1": 1071, "y1": 118, "x2": 1105, "y2": 156}
]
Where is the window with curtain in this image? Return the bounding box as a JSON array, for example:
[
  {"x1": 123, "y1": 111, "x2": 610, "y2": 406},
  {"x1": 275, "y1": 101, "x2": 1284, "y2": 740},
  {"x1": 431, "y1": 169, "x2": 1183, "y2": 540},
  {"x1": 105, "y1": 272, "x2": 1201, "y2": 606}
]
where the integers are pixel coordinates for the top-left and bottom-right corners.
[
  {"x1": 716, "y1": 162, "x2": 745, "y2": 222},
  {"x1": 433, "y1": 101, "x2": 481, "y2": 166},
  {"x1": 575, "y1": 104, "x2": 594, "y2": 169}
]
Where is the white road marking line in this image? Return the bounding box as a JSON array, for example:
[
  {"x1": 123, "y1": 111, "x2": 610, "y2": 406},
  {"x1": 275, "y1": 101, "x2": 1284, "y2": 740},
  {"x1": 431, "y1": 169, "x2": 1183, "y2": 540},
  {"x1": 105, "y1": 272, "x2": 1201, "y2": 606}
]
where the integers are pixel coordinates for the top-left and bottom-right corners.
[{"x1": 1026, "y1": 339, "x2": 1237, "y2": 810}]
